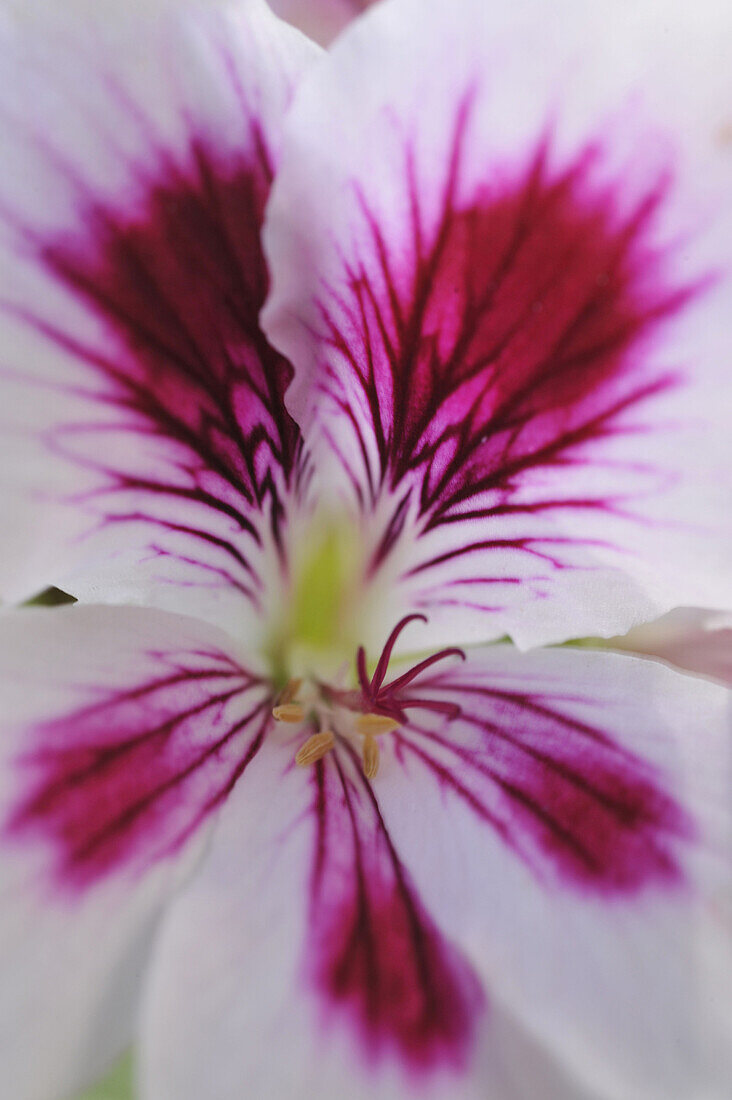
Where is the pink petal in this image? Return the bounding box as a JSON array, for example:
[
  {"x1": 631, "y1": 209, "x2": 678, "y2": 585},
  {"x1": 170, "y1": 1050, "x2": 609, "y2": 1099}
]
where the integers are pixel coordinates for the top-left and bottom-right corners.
[
  {"x1": 2, "y1": 605, "x2": 271, "y2": 890},
  {"x1": 395, "y1": 668, "x2": 691, "y2": 896},
  {"x1": 306, "y1": 745, "x2": 484, "y2": 1074},
  {"x1": 142, "y1": 736, "x2": 495, "y2": 1098},
  {"x1": 263, "y1": 0, "x2": 732, "y2": 650},
  {"x1": 0, "y1": 0, "x2": 317, "y2": 635},
  {"x1": 373, "y1": 644, "x2": 732, "y2": 1099},
  {"x1": 0, "y1": 602, "x2": 270, "y2": 1099}
]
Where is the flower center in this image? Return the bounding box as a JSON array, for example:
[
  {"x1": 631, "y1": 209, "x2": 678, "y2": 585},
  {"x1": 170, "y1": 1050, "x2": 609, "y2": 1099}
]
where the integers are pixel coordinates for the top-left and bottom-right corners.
[
  {"x1": 271, "y1": 615, "x2": 464, "y2": 779},
  {"x1": 264, "y1": 514, "x2": 368, "y2": 686}
]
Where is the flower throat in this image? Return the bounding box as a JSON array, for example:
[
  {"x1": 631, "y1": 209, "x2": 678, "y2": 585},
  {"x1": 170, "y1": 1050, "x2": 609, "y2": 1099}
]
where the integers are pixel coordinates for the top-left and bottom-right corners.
[{"x1": 271, "y1": 614, "x2": 464, "y2": 779}]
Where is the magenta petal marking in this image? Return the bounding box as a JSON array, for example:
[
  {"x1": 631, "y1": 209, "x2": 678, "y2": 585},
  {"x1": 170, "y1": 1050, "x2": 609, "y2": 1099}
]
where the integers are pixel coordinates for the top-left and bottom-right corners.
[
  {"x1": 5, "y1": 649, "x2": 270, "y2": 891},
  {"x1": 307, "y1": 748, "x2": 485, "y2": 1075},
  {"x1": 399, "y1": 674, "x2": 693, "y2": 895},
  {"x1": 316, "y1": 101, "x2": 701, "y2": 586},
  {"x1": 6, "y1": 129, "x2": 303, "y2": 598}
]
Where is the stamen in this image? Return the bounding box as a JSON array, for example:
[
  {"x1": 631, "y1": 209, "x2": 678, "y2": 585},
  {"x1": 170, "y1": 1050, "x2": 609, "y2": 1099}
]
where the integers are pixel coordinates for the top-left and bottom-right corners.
[
  {"x1": 295, "y1": 729, "x2": 335, "y2": 767},
  {"x1": 277, "y1": 678, "x2": 303, "y2": 706},
  {"x1": 355, "y1": 713, "x2": 400, "y2": 735},
  {"x1": 362, "y1": 733, "x2": 380, "y2": 780},
  {"x1": 272, "y1": 702, "x2": 305, "y2": 723}
]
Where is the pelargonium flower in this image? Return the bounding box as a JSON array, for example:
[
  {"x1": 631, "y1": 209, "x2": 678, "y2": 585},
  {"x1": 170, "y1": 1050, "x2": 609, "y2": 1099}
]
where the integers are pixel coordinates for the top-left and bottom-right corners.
[{"x1": 0, "y1": 1, "x2": 730, "y2": 1098}]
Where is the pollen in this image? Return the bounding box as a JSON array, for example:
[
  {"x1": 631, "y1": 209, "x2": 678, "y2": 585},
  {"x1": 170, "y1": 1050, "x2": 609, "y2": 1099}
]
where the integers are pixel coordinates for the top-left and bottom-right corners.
[
  {"x1": 362, "y1": 733, "x2": 380, "y2": 779},
  {"x1": 355, "y1": 713, "x2": 400, "y2": 735},
  {"x1": 295, "y1": 729, "x2": 335, "y2": 767},
  {"x1": 272, "y1": 702, "x2": 305, "y2": 723}
]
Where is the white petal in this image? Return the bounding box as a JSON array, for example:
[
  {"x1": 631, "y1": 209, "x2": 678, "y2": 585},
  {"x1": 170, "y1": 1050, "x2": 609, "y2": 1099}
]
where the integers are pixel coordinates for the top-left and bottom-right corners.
[
  {"x1": 0, "y1": 603, "x2": 272, "y2": 1099},
  {"x1": 612, "y1": 607, "x2": 732, "y2": 685},
  {"x1": 140, "y1": 732, "x2": 596, "y2": 1100},
  {"x1": 263, "y1": 0, "x2": 732, "y2": 651},
  {"x1": 0, "y1": 0, "x2": 318, "y2": 640},
  {"x1": 267, "y1": 0, "x2": 375, "y2": 45},
  {"x1": 371, "y1": 644, "x2": 732, "y2": 1099}
]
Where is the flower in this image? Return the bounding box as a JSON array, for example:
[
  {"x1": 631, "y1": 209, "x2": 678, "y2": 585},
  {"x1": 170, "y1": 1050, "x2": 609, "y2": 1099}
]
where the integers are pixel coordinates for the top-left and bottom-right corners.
[{"x1": 0, "y1": 1, "x2": 730, "y2": 1099}]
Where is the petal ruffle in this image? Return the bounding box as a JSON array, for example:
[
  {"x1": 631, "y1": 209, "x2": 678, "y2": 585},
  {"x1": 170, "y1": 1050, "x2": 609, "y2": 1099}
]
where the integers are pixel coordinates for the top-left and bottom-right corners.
[
  {"x1": 140, "y1": 733, "x2": 593, "y2": 1100},
  {"x1": 263, "y1": 0, "x2": 732, "y2": 650},
  {"x1": 0, "y1": 603, "x2": 272, "y2": 1099},
  {"x1": 0, "y1": 0, "x2": 318, "y2": 639},
  {"x1": 267, "y1": 0, "x2": 376, "y2": 45},
  {"x1": 372, "y1": 644, "x2": 732, "y2": 1099},
  {"x1": 612, "y1": 607, "x2": 732, "y2": 686}
]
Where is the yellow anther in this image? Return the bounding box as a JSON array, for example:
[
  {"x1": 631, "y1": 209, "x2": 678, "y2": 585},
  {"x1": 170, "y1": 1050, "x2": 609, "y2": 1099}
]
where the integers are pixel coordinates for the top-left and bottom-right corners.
[
  {"x1": 355, "y1": 713, "x2": 400, "y2": 736},
  {"x1": 295, "y1": 730, "x2": 335, "y2": 767},
  {"x1": 272, "y1": 702, "x2": 305, "y2": 723},
  {"x1": 362, "y1": 733, "x2": 380, "y2": 780},
  {"x1": 277, "y1": 678, "x2": 303, "y2": 706}
]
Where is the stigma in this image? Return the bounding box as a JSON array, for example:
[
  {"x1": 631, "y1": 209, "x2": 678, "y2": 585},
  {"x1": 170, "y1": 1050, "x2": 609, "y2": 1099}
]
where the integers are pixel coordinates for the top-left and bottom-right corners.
[{"x1": 270, "y1": 616, "x2": 463, "y2": 782}]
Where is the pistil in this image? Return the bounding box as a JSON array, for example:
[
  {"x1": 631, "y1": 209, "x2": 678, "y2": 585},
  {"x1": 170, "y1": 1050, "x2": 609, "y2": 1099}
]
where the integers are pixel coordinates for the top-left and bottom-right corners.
[{"x1": 274, "y1": 615, "x2": 462, "y2": 780}]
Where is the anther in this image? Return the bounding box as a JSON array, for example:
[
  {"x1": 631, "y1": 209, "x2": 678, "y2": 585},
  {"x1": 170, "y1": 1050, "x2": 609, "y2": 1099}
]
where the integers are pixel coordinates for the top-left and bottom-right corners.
[
  {"x1": 355, "y1": 713, "x2": 400, "y2": 735},
  {"x1": 272, "y1": 702, "x2": 305, "y2": 723},
  {"x1": 295, "y1": 730, "x2": 335, "y2": 767},
  {"x1": 362, "y1": 733, "x2": 380, "y2": 780},
  {"x1": 277, "y1": 678, "x2": 302, "y2": 706}
]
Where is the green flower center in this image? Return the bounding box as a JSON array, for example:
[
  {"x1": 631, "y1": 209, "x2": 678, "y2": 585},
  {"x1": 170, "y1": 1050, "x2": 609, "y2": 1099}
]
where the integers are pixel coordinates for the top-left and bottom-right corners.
[{"x1": 265, "y1": 515, "x2": 369, "y2": 688}]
